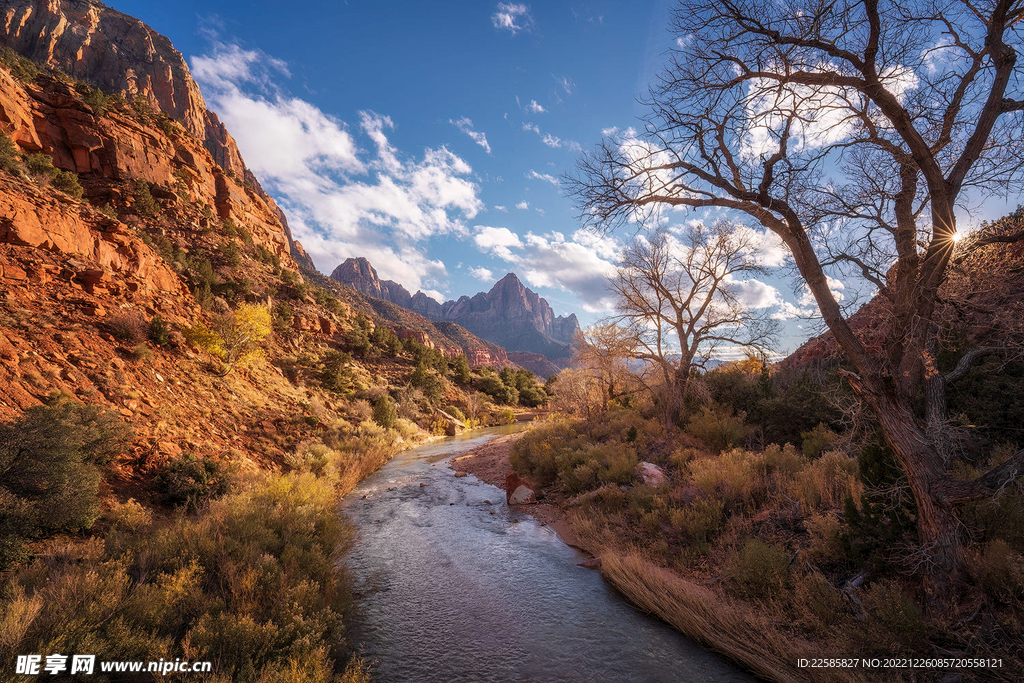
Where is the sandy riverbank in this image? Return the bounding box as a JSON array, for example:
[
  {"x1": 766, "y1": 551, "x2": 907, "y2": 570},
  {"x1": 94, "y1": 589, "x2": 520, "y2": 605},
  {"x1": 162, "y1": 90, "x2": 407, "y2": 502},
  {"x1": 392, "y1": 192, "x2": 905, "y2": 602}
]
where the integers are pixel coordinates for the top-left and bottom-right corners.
[{"x1": 448, "y1": 432, "x2": 586, "y2": 552}]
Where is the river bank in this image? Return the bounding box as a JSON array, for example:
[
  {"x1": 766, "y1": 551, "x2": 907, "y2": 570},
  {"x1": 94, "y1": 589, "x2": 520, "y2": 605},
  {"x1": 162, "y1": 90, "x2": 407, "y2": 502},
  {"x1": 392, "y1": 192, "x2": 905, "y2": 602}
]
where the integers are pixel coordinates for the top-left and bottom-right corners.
[{"x1": 448, "y1": 431, "x2": 584, "y2": 551}]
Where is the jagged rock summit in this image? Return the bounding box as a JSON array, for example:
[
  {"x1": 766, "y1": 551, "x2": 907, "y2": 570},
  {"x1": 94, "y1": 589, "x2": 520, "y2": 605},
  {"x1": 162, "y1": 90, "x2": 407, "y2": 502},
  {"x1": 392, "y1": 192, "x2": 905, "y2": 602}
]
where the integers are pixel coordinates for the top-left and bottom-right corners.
[
  {"x1": 330, "y1": 257, "x2": 580, "y2": 368},
  {"x1": 0, "y1": 0, "x2": 246, "y2": 176}
]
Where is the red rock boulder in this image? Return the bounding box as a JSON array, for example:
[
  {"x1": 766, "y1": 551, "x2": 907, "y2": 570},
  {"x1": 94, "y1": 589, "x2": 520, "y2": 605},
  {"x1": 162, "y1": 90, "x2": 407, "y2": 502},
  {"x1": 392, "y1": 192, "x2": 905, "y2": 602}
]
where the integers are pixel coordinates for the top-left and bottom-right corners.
[{"x1": 505, "y1": 471, "x2": 537, "y2": 505}]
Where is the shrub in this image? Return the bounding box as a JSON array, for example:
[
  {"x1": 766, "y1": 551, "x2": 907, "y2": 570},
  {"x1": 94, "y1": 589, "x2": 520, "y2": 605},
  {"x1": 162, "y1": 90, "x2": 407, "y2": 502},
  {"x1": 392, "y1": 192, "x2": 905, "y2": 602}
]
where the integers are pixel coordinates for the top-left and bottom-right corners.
[
  {"x1": 321, "y1": 350, "x2": 359, "y2": 395},
  {"x1": 687, "y1": 449, "x2": 762, "y2": 508},
  {"x1": 217, "y1": 239, "x2": 241, "y2": 267},
  {"x1": 0, "y1": 394, "x2": 131, "y2": 568},
  {"x1": 791, "y1": 450, "x2": 861, "y2": 509},
  {"x1": 105, "y1": 310, "x2": 149, "y2": 343},
  {"x1": 445, "y1": 406, "x2": 466, "y2": 421},
  {"x1": 496, "y1": 407, "x2": 516, "y2": 425},
  {"x1": 668, "y1": 498, "x2": 724, "y2": 546},
  {"x1": 801, "y1": 422, "x2": 840, "y2": 459},
  {"x1": 134, "y1": 179, "x2": 160, "y2": 216},
  {"x1": 804, "y1": 511, "x2": 847, "y2": 566},
  {"x1": 725, "y1": 538, "x2": 790, "y2": 596},
  {"x1": 685, "y1": 404, "x2": 749, "y2": 453},
  {"x1": 372, "y1": 395, "x2": 398, "y2": 430},
  {"x1": 156, "y1": 453, "x2": 230, "y2": 510},
  {"x1": 970, "y1": 539, "x2": 1024, "y2": 601},
  {"x1": 0, "y1": 131, "x2": 21, "y2": 174},
  {"x1": 129, "y1": 343, "x2": 152, "y2": 363},
  {"x1": 0, "y1": 47, "x2": 39, "y2": 83},
  {"x1": 24, "y1": 153, "x2": 55, "y2": 180},
  {"x1": 860, "y1": 579, "x2": 929, "y2": 648},
  {"x1": 98, "y1": 202, "x2": 117, "y2": 219},
  {"x1": 51, "y1": 169, "x2": 83, "y2": 199},
  {"x1": 793, "y1": 572, "x2": 848, "y2": 631},
  {"x1": 149, "y1": 315, "x2": 171, "y2": 346}
]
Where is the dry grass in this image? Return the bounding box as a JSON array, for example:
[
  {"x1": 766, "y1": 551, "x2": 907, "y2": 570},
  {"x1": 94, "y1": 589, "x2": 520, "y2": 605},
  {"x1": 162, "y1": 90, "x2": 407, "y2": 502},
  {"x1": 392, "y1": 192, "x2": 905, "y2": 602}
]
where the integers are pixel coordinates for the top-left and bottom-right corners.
[{"x1": 599, "y1": 551, "x2": 875, "y2": 683}]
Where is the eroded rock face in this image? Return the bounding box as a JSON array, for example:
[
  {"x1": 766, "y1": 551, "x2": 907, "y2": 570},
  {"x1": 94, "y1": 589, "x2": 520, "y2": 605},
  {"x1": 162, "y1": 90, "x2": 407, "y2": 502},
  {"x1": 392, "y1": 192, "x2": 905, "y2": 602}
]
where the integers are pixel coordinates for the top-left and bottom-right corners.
[
  {"x1": 0, "y1": 0, "x2": 299, "y2": 253},
  {"x1": 0, "y1": 69, "x2": 291, "y2": 259},
  {"x1": 1, "y1": 0, "x2": 236, "y2": 167}
]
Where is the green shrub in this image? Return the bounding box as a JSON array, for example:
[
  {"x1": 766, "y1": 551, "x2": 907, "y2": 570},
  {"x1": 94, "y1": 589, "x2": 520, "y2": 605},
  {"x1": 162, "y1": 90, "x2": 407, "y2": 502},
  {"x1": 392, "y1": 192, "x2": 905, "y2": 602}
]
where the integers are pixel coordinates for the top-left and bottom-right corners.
[
  {"x1": 156, "y1": 453, "x2": 230, "y2": 510},
  {"x1": 496, "y1": 407, "x2": 516, "y2": 425},
  {"x1": 0, "y1": 47, "x2": 39, "y2": 83},
  {"x1": 218, "y1": 239, "x2": 241, "y2": 267},
  {"x1": 0, "y1": 394, "x2": 131, "y2": 568},
  {"x1": 668, "y1": 498, "x2": 724, "y2": 546},
  {"x1": 134, "y1": 179, "x2": 160, "y2": 216},
  {"x1": 410, "y1": 362, "x2": 444, "y2": 402},
  {"x1": 98, "y1": 202, "x2": 117, "y2": 219},
  {"x1": 372, "y1": 395, "x2": 398, "y2": 430},
  {"x1": 685, "y1": 404, "x2": 749, "y2": 453},
  {"x1": 24, "y1": 153, "x2": 55, "y2": 179},
  {"x1": 51, "y1": 169, "x2": 83, "y2": 199},
  {"x1": 149, "y1": 315, "x2": 171, "y2": 346},
  {"x1": 321, "y1": 350, "x2": 359, "y2": 395},
  {"x1": 801, "y1": 422, "x2": 840, "y2": 459},
  {"x1": 725, "y1": 538, "x2": 790, "y2": 596},
  {"x1": 80, "y1": 84, "x2": 116, "y2": 116},
  {"x1": 0, "y1": 131, "x2": 21, "y2": 174},
  {"x1": 445, "y1": 406, "x2": 466, "y2": 421}
]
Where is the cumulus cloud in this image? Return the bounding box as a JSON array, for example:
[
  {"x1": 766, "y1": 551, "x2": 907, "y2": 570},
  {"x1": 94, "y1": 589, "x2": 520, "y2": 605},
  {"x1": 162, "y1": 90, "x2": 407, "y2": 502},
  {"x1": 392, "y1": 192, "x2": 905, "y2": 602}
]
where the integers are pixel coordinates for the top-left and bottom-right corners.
[
  {"x1": 469, "y1": 266, "x2": 495, "y2": 282},
  {"x1": 493, "y1": 205, "x2": 508, "y2": 212},
  {"x1": 474, "y1": 226, "x2": 620, "y2": 312},
  {"x1": 515, "y1": 201, "x2": 530, "y2": 210},
  {"x1": 474, "y1": 225, "x2": 523, "y2": 260},
  {"x1": 541, "y1": 133, "x2": 562, "y2": 148},
  {"x1": 525, "y1": 99, "x2": 546, "y2": 114},
  {"x1": 522, "y1": 122, "x2": 540, "y2": 134},
  {"x1": 492, "y1": 3, "x2": 534, "y2": 34},
  {"x1": 450, "y1": 117, "x2": 492, "y2": 154},
  {"x1": 192, "y1": 40, "x2": 482, "y2": 293},
  {"x1": 526, "y1": 169, "x2": 560, "y2": 186}
]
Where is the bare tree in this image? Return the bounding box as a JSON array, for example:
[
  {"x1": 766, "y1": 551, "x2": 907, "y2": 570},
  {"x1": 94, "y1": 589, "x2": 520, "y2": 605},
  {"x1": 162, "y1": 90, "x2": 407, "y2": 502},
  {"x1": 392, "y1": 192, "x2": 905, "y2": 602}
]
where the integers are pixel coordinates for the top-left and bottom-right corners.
[
  {"x1": 610, "y1": 222, "x2": 777, "y2": 424},
  {"x1": 568, "y1": 0, "x2": 1024, "y2": 612},
  {"x1": 572, "y1": 324, "x2": 644, "y2": 413}
]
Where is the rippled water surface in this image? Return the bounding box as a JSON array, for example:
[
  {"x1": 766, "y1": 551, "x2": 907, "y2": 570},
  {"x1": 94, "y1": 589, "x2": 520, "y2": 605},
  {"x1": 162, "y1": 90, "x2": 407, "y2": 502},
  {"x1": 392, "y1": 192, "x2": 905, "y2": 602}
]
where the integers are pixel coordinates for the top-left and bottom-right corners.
[{"x1": 343, "y1": 427, "x2": 755, "y2": 683}]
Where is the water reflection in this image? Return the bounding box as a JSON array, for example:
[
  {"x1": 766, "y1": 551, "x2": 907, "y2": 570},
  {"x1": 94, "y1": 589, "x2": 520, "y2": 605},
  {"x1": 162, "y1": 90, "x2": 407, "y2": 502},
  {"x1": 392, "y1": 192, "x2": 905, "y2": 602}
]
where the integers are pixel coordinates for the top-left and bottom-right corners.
[{"x1": 343, "y1": 428, "x2": 754, "y2": 683}]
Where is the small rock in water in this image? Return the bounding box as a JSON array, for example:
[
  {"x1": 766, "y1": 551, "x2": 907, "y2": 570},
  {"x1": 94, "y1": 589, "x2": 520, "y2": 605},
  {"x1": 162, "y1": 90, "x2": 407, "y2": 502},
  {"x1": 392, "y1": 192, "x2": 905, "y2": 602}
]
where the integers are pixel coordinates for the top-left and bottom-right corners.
[
  {"x1": 489, "y1": 510, "x2": 496, "y2": 515},
  {"x1": 387, "y1": 487, "x2": 396, "y2": 491},
  {"x1": 483, "y1": 500, "x2": 492, "y2": 505},
  {"x1": 375, "y1": 519, "x2": 381, "y2": 523},
  {"x1": 361, "y1": 494, "x2": 367, "y2": 499},
  {"x1": 449, "y1": 502, "x2": 455, "y2": 505},
  {"x1": 454, "y1": 471, "x2": 468, "y2": 478},
  {"x1": 420, "y1": 482, "x2": 427, "y2": 487}
]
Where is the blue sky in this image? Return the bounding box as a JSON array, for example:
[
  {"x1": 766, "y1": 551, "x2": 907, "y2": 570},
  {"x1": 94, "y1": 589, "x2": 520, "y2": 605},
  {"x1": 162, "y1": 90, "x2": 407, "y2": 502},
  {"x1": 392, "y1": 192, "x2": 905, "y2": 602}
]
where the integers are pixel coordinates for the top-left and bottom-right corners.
[{"x1": 104, "y1": 1, "x2": 1020, "y2": 356}]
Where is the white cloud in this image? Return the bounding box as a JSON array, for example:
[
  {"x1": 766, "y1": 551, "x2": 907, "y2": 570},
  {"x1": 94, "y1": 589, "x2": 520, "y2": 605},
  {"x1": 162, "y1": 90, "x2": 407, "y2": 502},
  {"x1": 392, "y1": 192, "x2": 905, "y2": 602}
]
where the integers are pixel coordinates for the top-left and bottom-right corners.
[
  {"x1": 526, "y1": 169, "x2": 560, "y2": 186},
  {"x1": 555, "y1": 75, "x2": 575, "y2": 95},
  {"x1": 450, "y1": 117, "x2": 492, "y2": 154},
  {"x1": 542, "y1": 133, "x2": 562, "y2": 148},
  {"x1": 474, "y1": 225, "x2": 523, "y2": 260},
  {"x1": 192, "y1": 40, "x2": 483, "y2": 295},
  {"x1": 469, "y1": 266, "x2": 494, "y2": 282},
  {"x1": 473, "y1": 227, "x2": 620, "y2": 312},
  {"x1": 515, "y1": 201, "x2": 530, "y2": 210},
  {"x1": 492, "y1": 3, "x2": 534, "y2": 35},
  {"x1": 523, "y1": 122, "x2": 540, "y2": 134},
  {"x1": 493, "y1": 205, "x2": 508, "y2": 212},
  {"x1": 526, "y1": 99, "x2": 546, "y2": 114}
]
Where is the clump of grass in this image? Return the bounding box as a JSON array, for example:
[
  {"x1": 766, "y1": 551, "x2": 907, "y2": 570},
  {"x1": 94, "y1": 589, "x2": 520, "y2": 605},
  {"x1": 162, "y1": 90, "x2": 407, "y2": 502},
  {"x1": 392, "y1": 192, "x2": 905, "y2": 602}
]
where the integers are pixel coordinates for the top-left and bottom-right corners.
[{"x1": 724, "y1": 538, "x2": 791, "y2": 596}]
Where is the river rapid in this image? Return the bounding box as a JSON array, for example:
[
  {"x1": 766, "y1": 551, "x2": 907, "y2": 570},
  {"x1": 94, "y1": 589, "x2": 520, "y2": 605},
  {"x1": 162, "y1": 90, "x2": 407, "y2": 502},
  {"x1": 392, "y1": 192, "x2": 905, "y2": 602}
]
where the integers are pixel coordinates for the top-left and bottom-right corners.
[{"x1": 343, "y1": 427, "x2": 755, "y2": 683}]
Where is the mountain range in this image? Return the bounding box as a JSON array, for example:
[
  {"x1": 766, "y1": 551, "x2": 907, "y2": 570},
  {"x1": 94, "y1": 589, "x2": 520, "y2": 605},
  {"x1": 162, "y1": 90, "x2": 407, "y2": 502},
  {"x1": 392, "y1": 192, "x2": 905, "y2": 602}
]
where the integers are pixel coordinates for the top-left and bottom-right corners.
[{"x1": 330, "y1": 257, "x2": 579, "y2": 372}]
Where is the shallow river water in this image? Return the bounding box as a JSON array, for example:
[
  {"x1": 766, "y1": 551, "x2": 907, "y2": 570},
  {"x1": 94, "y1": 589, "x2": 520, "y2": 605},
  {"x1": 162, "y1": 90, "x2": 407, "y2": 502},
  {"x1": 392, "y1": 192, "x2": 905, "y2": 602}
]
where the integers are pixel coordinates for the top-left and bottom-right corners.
[{"x1": 343, "y1": 427, "x2": 756, "y2": 683}]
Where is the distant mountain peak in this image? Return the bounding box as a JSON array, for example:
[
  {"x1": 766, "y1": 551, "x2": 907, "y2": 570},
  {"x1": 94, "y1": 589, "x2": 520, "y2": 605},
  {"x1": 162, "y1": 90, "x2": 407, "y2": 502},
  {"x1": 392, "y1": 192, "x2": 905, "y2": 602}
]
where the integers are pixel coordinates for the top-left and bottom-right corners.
[{"x1": 330, "y1": 257, "x2": 579, "y2": 367}]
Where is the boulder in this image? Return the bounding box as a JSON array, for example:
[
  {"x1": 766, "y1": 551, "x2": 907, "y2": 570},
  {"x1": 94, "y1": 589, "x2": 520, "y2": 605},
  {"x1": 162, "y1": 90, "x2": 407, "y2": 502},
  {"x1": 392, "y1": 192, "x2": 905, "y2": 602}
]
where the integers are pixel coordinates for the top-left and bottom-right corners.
[
  {"x1": 637, "y1": 461, "x2": 668, "y2": 487},
  {"x1": 505, "y1": 471, "x2": 537, "y2": 505}
]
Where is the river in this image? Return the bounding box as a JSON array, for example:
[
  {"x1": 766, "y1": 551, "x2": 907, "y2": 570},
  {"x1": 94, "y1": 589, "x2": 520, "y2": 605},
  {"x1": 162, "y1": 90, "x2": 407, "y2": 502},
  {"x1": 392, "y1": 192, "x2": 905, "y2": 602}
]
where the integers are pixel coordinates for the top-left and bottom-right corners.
[{"x1": 342, "y1": 427, "x2": 756, "y2": 683}]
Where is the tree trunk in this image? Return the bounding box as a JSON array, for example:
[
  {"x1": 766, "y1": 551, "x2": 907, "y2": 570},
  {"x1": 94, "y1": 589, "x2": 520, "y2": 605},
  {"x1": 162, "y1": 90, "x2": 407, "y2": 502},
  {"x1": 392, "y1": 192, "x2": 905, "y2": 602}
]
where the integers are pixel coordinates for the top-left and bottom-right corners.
[{"x1": 855, "y1": 378, "x2": 968, "y2": 615}]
